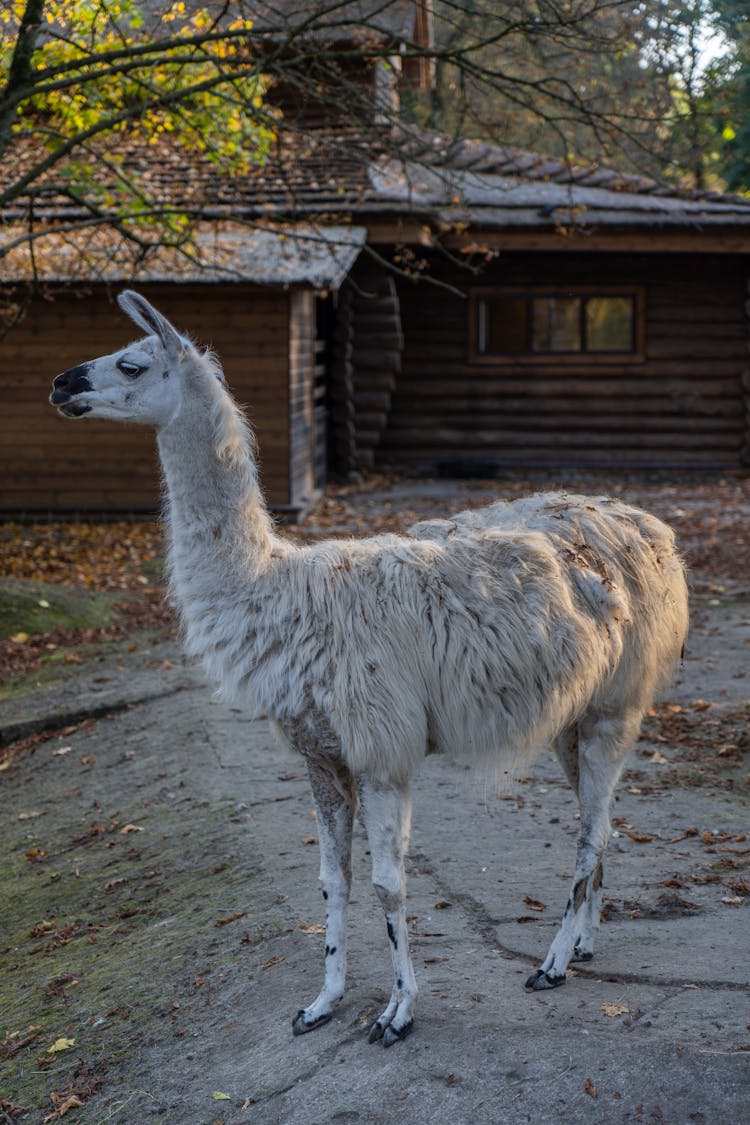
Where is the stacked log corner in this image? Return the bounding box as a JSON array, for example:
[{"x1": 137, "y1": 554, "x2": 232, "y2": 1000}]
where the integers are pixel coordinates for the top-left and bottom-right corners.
[
  {"x1": 347, "y1": 260, "x2": 404, "y2": 471},
  {"x1": 327, "y1": 284, "x2": 358, "y2": 477}
]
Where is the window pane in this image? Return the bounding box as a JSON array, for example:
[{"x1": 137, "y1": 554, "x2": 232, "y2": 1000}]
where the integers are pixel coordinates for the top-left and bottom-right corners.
[
  {"x1": 481, "y1": 298, "x2": 528, "y2": 353},
  {"x1": 532, "y1": 298, "x2": 581, "y2": 352},
  {"x1": 585, "y1": 297, "x2": 634, "y2": 351}
]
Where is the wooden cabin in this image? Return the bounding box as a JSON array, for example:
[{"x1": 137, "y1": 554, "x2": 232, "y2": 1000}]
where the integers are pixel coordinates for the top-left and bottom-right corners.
[
  {"x1": 3, "y1": 2, "x2": 750, "y2": 516},
  {"x1": 0, "y1": 226, "x2": 364, "y2": 516},
  {"x1": 2, "y1": 284, "x2": 317, "y2": 515},
  {"x1": 375, "y1": 248, "x2": 750, "y2": 471}
]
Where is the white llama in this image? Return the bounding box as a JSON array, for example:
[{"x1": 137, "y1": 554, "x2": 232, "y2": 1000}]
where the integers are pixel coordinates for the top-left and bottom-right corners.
[{"x1": 50, "y1": 291, "x2": 689, "y2": 1047}]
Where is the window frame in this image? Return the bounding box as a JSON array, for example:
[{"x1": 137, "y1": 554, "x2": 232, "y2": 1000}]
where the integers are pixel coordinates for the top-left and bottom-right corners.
[{"x1": 468, "y1": 286, "x2": 645, "y2": 365}]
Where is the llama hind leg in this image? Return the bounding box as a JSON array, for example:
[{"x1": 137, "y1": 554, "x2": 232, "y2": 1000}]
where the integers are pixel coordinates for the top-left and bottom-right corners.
[
  {"x1": 292, "y1": 756, "x2": 356, "y2": 1035},
  {"x1": 551, "y1": 725, "x2": 599, "y2": 962},
  {"x1": 357, "y1": 778, "x2": 418, "y2": 1047},
  {"x1": 526, "y1": 711, "x2": 639, "y2": 991}
]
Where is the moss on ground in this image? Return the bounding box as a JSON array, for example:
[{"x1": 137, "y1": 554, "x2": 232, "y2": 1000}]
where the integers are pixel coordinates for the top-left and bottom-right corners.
[
  {"x1": 0, "y1": 579, "x2": 117, "y2": 642},
  {"x1": 1, "y1": 789, "x2": 268, "y2": 1121}
]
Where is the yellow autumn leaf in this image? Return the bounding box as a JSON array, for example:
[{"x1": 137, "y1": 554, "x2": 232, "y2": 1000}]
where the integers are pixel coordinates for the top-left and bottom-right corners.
[
  {"x1": 601, "y1": 1001, "x2": 629, "y2": 1018},
  {"x1": 48, "y1": 1037, "x2": 76, "y2": 1053},
  {"x1": 212, "y1": 1091, "x2": 231, "y2": 1100},
  {"x1": 11, "y1": 631, "x2": 29, "y2": 643}
]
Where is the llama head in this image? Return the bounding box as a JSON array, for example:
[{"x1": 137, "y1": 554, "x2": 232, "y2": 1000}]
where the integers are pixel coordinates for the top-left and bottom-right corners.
[{"x1": 50, "y1": 291, "x2": 197, "y2": 428}]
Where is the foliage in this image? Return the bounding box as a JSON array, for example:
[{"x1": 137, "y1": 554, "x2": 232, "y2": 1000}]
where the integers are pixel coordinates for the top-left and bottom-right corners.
[
  {"x1": 0, "y1": 0, "x2": 272, "y2": 266},
  {"x1": 710, "y1": 0, "x2": 750, "y2": 192},
  {"x1": 1, "y1": 0, "x2": 747, "y2": 299},
  {"x1": 419, "y1": 0, "x2": 748, "y2": 191},
  {"x1": 422, "y1": 1, "x2": 676, "y2": 176}
]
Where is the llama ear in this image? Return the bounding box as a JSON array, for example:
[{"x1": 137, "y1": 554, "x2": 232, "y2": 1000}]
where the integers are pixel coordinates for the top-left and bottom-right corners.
[{"x1": 117, "y1": 290, "x2": 185, "y2": 357}]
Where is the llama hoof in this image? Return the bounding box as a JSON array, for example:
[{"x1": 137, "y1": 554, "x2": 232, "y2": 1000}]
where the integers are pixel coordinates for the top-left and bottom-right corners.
[
  {"x1": 367, "y1": 1020, "x2": 385, "y2": 1044},
  {"x1": 382, "y1": 1019, "x2": 414, "y2": 1048},
  {"x1": 292, "y1": 1008, "x2": 333, "y2": 1036},
  {"x1": 572, "y1": 948, "x2": 594, "y2": 963},
  {"x1": 525, "y1": 968, "x2": 566, "y2": 991}
]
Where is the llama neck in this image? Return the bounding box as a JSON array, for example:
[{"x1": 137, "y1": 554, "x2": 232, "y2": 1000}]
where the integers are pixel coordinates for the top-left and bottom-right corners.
[{"x1": 156, "y1": 384, "x2": 277, "y2": 606}]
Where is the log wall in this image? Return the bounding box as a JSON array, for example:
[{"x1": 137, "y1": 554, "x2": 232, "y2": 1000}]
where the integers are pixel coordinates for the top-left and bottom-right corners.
[
  {"x1": 347, "y1": 257, "x2": 403, "y2": 470},
  {"x1": 379, "y1": 252, "x2": 749, "y2": 469},
  {"x1": 1, "y1": 284, "x2": 296, "y2": 514}
]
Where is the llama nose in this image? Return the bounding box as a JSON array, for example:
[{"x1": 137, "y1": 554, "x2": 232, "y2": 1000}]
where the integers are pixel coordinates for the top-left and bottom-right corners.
[
  {"x1": 51, "y1": 362, "x2": 92, "y2": 402},
  {"x1": 54, "y1": 363, "x2": 92, "y2": 393}
]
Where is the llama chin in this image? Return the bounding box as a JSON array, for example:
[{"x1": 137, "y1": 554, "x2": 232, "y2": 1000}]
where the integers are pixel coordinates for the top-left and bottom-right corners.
[{"x1": 51, "y1": 290, "x2": 689, "y2": 1046}]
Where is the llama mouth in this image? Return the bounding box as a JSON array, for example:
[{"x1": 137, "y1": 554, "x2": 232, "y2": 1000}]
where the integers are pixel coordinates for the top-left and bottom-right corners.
[
  {"x1": 51, "y1": 395, "x2": 92, "y2": 417},
  {"x1": 60, "y1": 401, "x2": 92, "y2": 417}
]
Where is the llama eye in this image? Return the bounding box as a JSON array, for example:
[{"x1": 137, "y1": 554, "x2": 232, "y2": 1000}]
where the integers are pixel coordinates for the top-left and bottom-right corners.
[{"x1": 117, "y1": 359, "x2": 145, "y2": 378}]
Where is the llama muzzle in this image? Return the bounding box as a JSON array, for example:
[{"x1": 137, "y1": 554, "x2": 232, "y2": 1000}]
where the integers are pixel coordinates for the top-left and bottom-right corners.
[{"x1": 50, "y1": 364, "x2": 93, "y2": 416}]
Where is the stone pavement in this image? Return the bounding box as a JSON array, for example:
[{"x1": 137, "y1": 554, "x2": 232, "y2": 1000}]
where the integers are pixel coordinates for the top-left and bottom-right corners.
[{"x1": 1, "y1": 591, "x2": 748, "y2": 1124}]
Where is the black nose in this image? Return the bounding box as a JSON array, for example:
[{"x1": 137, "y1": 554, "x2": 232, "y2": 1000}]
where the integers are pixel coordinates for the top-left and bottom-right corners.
[{"x1": 51, "y1": 362, "x2": 92, "y2": 403}]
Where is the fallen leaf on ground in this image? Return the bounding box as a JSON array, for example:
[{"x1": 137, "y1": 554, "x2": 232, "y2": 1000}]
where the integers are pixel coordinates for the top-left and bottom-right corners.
[
  {"x1": 300, "y1": 835, "x2": 316, "y2": 845},
  {"x1": 214, "y1": 912, "x2": 246, "y2": 927},
  {"x1": 721, "y1": 896, "x2": 743, "y2": 906},
  {"x1": 523, "y1": 896, "x2": 547, "y2": 911},
  {"x1": 260, "y1": 956, "x2": 284, "y2": 970},
  {"x1": 50, "y1": 1094, "x2": 84, "y2": 1117},
  {"x1": 119, "y1": 823, "x2": 144, "y2": 834},
  {"x1": 212, "y1": 1092, "x2": 231, "y2": 1101},
  {"x1": 1, "y1": 1026, "x2": 42, "y2": 1058},
  {"x1": 299, "y1": 923, "x2": 325, "y2": 934},
  {"x1": 47, "y1": 1038, "x2": 75, "y2": 1054},
  {"x1": 584, "y1": 1078, "x2": 597, "y2": 1099},
  {"x1": 601, "y1": 1001, "x2": 629, "y2": 1017},
  {"x1": 667, "y1": 827, "x2": 698, "y2": 843}
]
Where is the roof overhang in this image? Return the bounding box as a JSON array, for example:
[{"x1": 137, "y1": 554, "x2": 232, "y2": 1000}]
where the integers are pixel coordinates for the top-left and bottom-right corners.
[
  {"x1": 0, "y1": 223, "x2": 367, "y2": 288},
  {"x1": 366, "y1": 159, "x2": 750, "y2": 242}
]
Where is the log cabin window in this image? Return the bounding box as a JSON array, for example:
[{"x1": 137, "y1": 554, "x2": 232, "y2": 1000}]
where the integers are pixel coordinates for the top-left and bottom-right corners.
[{"x1": 471, "y1": 289, "x2": 643, "y2": 363}]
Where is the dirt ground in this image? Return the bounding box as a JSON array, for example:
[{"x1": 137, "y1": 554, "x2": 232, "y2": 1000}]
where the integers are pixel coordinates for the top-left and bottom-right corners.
[{"x1": 1, "y1": 473, "x2": 748, "y2": 1124}]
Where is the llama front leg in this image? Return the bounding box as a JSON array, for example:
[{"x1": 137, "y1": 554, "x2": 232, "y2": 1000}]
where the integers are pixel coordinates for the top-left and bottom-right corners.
[
  {"x1": 356, "y1": 778, "x2": 417, "y2": 1047},
  {"x1": 292, "y1": 756, "x2": 356, "y2": 1035},
  {"x1": 526, "y1": 712, "x2": 637, "y2": 991}
]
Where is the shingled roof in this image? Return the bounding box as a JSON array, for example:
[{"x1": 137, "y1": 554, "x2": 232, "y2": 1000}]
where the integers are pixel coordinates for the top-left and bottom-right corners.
[
  {"x1": 371, "y1": 131, "x2": 750, "y2": 230},
  {"x1": 3, "y1": 124, "x2": 750, "y2": 283},
  {"x1": 9, "y1": 127, "x2": 750, "y2": 225}
]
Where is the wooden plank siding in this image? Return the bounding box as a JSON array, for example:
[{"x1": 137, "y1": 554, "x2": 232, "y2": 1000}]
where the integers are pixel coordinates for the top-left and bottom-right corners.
[
  {"x1": 1, "y1": 284, "x2": 296, "y2": 514},
  {"x1": 378, "y1": 252, "x2": 749, "y2": 470}
]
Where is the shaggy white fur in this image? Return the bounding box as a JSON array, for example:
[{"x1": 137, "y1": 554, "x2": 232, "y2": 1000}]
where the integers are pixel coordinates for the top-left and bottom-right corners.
[{"x1": 50, "y1": 291, "x2": 689, "y2": 1047}]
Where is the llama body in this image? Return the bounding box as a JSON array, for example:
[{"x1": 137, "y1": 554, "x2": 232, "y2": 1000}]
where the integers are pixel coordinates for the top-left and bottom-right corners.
[{"x1": 51, "y1": 292, "x2": 689, "y2": 1046}]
